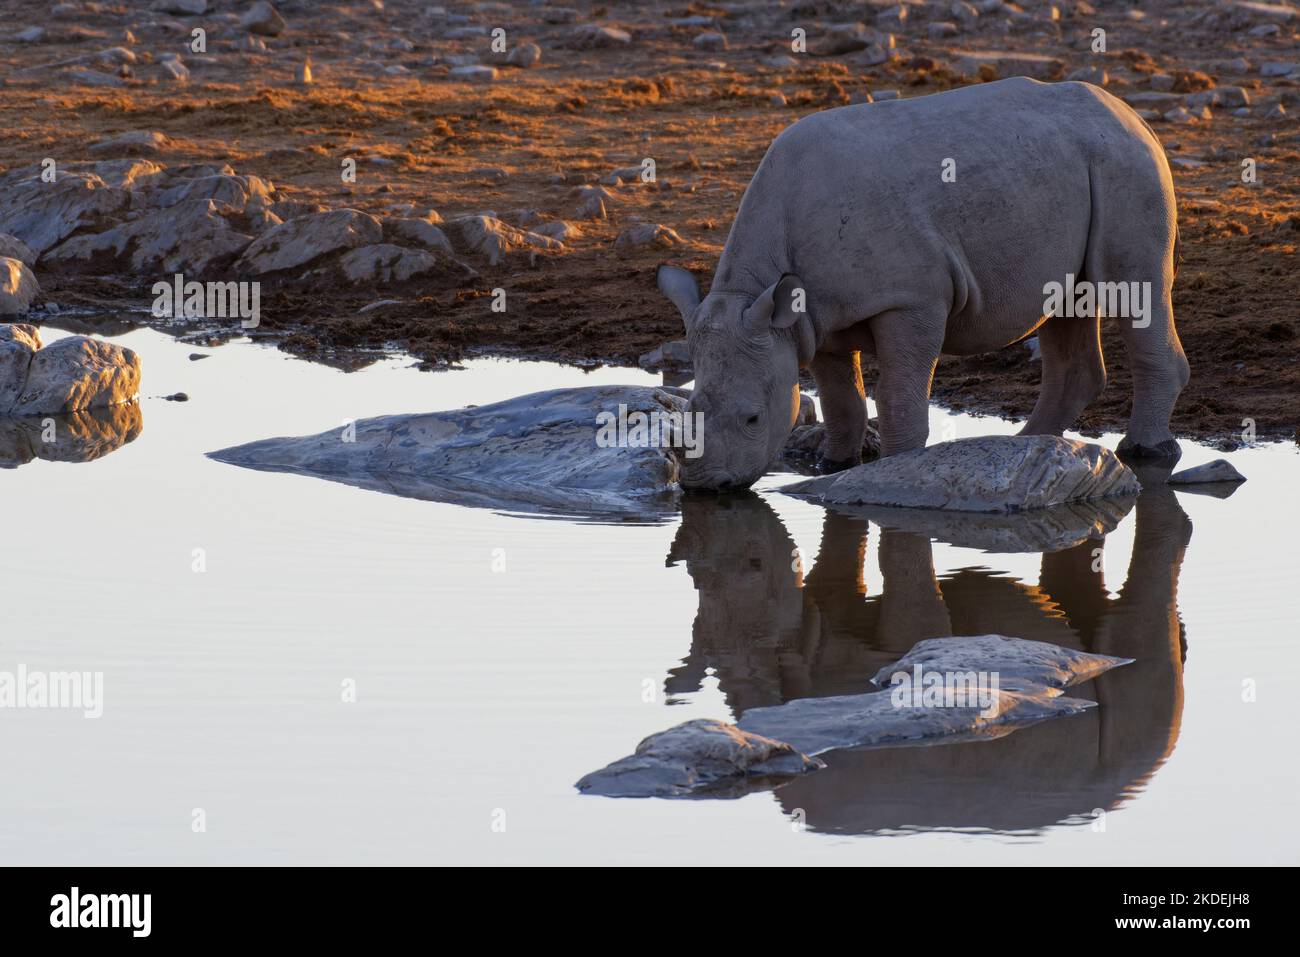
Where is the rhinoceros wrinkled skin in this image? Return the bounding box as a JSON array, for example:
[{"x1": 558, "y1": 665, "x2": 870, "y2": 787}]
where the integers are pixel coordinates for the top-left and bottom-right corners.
[{"x1": 658, "y1": 77, "x2": 1190, "y2": 490}]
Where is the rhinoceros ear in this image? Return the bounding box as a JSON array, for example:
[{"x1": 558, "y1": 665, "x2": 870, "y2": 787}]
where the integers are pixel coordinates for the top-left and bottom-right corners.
[
  {"x1": 657, "y1": 265, "x2": 701, "y2": 332},
  {"x1": 745, "y1": 274, "x2": 806, "y2": 331}
]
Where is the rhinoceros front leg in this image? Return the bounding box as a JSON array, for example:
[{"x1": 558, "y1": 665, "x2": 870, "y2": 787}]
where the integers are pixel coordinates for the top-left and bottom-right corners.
[
  {"x1": 809, "y1": 351, "x2": 866, "y2": 472},
  {"x1": 871, "y1": 309, "x2": 944, "y2": 457}
]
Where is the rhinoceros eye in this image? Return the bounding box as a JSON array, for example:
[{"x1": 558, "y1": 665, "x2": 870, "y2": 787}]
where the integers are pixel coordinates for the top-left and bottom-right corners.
[{"x1": 745, "y1": 413, "x2": 760, "y2": 426}]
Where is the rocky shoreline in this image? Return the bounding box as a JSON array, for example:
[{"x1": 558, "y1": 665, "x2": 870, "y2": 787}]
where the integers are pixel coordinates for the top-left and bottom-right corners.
[{"x1": 2, "y1": 0, "x2": 1297, "y2": 447}]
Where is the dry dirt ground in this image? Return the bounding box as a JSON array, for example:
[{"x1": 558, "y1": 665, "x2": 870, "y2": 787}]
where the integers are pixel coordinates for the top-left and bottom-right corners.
[{"x1": 1, "y1": 0, "x2": 1297, "y2": 445}]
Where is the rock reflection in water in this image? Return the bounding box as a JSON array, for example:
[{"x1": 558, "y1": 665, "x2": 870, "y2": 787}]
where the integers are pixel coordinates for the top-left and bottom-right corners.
[
  {"x1": 666, "y1": 480, "x2": 1189, "y2": 834},
  {"x1": 0, "y1": 402, "x2": 142, "y2": 469}
]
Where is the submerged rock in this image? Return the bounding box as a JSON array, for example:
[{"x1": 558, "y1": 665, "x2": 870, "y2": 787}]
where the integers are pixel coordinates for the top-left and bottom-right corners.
[
  {"x1": 578, "y1": 635, "x2": 1131, "y2": 797},
  {"x1": 786, "y1": 435, "x2": 1139, "y2": 513},
  {"x1": 574, "y1": 719, "x2": 824, "y2": 799},
  {"x1": 209, "y1": 386, "x2": 693, "y2": 519},
  {"x1": 1169, "y1": 458, "x2": 1246, "y2": 485}
]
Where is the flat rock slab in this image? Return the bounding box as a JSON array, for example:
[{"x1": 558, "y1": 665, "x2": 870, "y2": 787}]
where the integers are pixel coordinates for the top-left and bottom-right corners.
[
  {"x1": 578, "y1": 635, "x2": 1131, "y2": 798},
  {"x1": 1169, "y1": 458, "x2": 1246, "y2": 485},
  {"x1": 785, "y1": 435, "x2": 1140, "y2": 513},
  {"x1": 209, "y1": 385, "x2": 693, "y2": 520},
  {"x1": 574, "y1": 719, "x2": 824, "y2": 799}
]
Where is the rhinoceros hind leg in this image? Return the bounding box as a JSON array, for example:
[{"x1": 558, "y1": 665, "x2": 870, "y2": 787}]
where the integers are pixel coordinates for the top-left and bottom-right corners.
[{"x1": 1020, "y1": 311, "x2": 1107, "y2": 437}]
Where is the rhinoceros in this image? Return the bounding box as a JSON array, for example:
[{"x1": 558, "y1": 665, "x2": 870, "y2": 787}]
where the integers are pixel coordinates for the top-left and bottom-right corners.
[{"x1": 657, "y1": 77, "x2": 1189, "y2": 490}]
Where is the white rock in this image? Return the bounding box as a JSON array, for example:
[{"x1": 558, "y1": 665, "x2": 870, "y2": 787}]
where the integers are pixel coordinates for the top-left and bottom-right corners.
[
  {"x1": 786, "y1": 435, "x2": 1140, "y2": 513},
  {"x1": 210, "y1": 385, "x2": 689, "y2": 517},
  {"x1": 614, "y1": 223, "x2": 684, "y2": 255},
  {"x1": 241, "y1": 1, "x2": 286, "y2": 37},
  {"x1": 88, "y1": 130, "x2": 171, "y2": 156},
  {"x1": 0, "y1": 234, "x2": 37, "y2": 268},
  {"x1": 575, "y1": 719, "x2": 822, "y2": 798},
  {"x1": 578, "y1": 634, "x2": 1131, "y2": 797},
  {"x1": 382, "y1": 217, "x2": 455, "y2": 256},
  {"x1": 158, "y1": 58, "x2": 189, "y2": 82},
  {"x1": 1169, "y1": 459, "x2": 1246, "y2": 485},
  {"x1": 151, "y1": 0, "x2": 207, "y2": 13},
  {"x1": 0, "y1": 324, "x2": 42, "y2": 411},
  {"x1": 46, "y1": 198, "x2": 254, "y2": 276},
  {"x1": 954, "y1": 50, "x2": 1065, "y2": 80},
  {"x1": 337, "y1": 244, "x2": 439, "y2": 283},
  {"x1": 693, "y1": 32, "x2": 727, "y2": 51},
  {"x1": 1067, "y1": 65, "x2": 1108, "y2": 85},
  {"x1": 565, "y1": 24, "x2": 631, "y2": 48},
  {"x1": 449, "y1": 64, "x2": 497, "y2": 83},
  {"x1": 68, "y1": 70, "x2": 126, "y2": 88},
  {"x1": 236, "y1": 209, "x2": 382, "y2": 275},
  {"x1": 506, "y1": 42, "x2": 541, "y2": 68},
  {"x1": 0, "y1": 170, "x2": 131, "y2": 254},
  {"x1": 6, "y1": 335, "x2": 141, "y2": 416},
  {"x1": 447, "y1": 215, "x2": 561, "y2": 266},
  {"x1": 152, "y1": 174, "x2": 274, "y2": 212},
  {"x1": 0, "y1": 257, "x2": 40, "y2": 316},
  {"x1": 531, "y1": 220, "x2": 580, "y2": 242}
]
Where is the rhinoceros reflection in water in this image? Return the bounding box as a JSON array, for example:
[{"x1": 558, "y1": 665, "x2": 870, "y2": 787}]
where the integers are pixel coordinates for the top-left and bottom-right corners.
[
  {"x1": 579, "y1": 479, "x2": 1188, "y2": 825},
  {"x1": 0, "y1": 403, "x2": 142, "y2": 469}
]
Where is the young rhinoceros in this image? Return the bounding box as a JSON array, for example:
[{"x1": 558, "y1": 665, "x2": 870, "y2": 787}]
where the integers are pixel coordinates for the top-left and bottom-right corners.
[{"x1": 658, "y1": 77, "x2": 1189, "y2": 491}]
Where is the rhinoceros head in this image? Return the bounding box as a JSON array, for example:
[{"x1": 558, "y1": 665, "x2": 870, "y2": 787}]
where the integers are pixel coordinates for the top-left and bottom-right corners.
[{"x1": 657, "y1": 265, "x2": 810, "y2": 490}]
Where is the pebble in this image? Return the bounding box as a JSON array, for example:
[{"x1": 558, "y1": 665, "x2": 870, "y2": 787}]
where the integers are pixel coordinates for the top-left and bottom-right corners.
[
  {"x1": 1067, "y1": 65, "x2": 1107, "y2": 85},
  {"x1": 241, "y1": 1, "x2": 286, "y2": 37},
  {"x1": 507, "y1": 42, "x2": 541, "y2": 68},
  {"x1": 1168, "y1": 459, "x2": 1246, "y2": 485},
  {"x1": 1261, "y1": 61, "x2": 1298, "y2": 77},
  {"x1": 450, "y1": 64, "x2": 497, "y2": 83}
]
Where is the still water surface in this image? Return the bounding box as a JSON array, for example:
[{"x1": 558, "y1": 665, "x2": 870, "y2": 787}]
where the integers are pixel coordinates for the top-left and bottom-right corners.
[{"x1": 2, "y1": 325, "x2": 1296, "y2": 864}]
